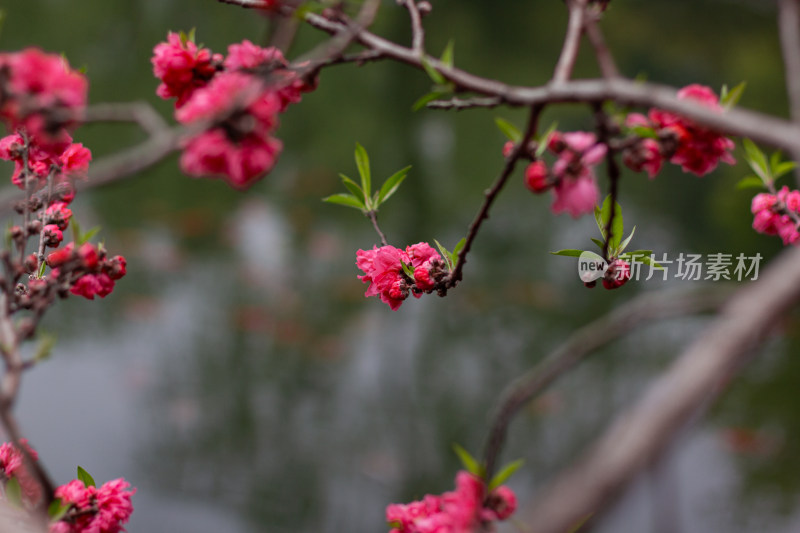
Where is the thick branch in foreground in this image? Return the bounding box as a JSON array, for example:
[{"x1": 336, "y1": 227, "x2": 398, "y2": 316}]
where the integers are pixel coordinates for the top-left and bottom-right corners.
[
  {"x1": 481, "y1": 285, "x2": 731, "y2": 481},
  {"x1": 521, "y1": 244, "x2": 800, "y2": 533}
]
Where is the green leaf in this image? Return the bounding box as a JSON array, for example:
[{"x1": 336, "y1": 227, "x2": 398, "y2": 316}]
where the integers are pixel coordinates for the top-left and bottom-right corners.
[
  {"x1": 452, "y1": 443, "x2": 485, "y2": 479},
  {"x1": 487, "y1": 459, "x2": 524, "y2": 492},
  {"x1": 48, "y1": 498, "x2": 71, "y2": 521},
  {"x1": 412, "y1": 91, "x2": 447, "y2": 112},
  {"x1": 631, "y1": 126, "x2": 658, "y2": 139},
  {"x1": 34, "y1": 332, "x2": 57, "y2": 362},
  {"x1": 735, "y1": 176, "x2": 766, "y2": 190},
  {"x1": 79, "y1": 226, "x2": 101, "y2": 245},
  {"x1": 421, "y1": 57, "x2": 446, "y2": 85},
  {"x1": 434, "y1": 239, "x2": 454, "y2": 270},
  {"x1": 770, "y1": 150, "x2": 783, "y2": 173},
  {"x1": 440, "y1": 39, "x2": 455, "y2": 68},
  {"x1": 742, "y1": 138, "x2": 770, "y2": 182},
  {"x1": 567, "y1": 513, "x2": 594, "y2": 533},
  {"x1": 322, "y1": 194, "x2": 365, "y2": 210},
  {"x1": 598, "y1": 195, "x2": 623, "y2": 252},
  {"x1": 5, "y1": 477, "x2": 21, "y2": 507},
  {"x1": 620, "y1": 250, "x2": 662, "y2": 269},
  {"x1": 339, "y1": 174, "x2": 364, "y2": 200},
  {"x1": 77, "y1": 466, "x2": 96, "y2": 488},
  {"x1": 535, "y1": 121, "x2": 559, "y2": 157},
  {"x1": 590, "y1": 237, "x2": 605, "y2": 250},
  {"x1": 354, "y1": 143, "x2": 371, "y2": 200},
  {"x1": 618, "y1": 225, "x2": 636, "y2": 253},
  {"x1": 71, "y1": 218, "x2": 82, "y2": 244},
  {"x1": 720, "y1": 81, "x2": 746, "y2": 109},
  {"x1": 774, "y1": 161, "x2": 798, "y2": 180},
  {"x1": 377, "y1": 166, "x2": 411, "y2": 206},
  {"x1": 639, "y1": 254, "x2": 663, "y2": 269},
  {"x1": 594, "y1": 206, "x2": 606, "y2": 239},
  {"x1": 550, "y1": 249, "x2": 586, "y2": 258},
  {"x1": 451, "y1": 237, "x2": 466, "y2": 259},
  {"x1": 494, "y1": 118, "x2": 522, "y2": 143},
  {"x1": 37, "y1": 260, "x2": 46, "y2": 279},
  {"x1": 400, "y1": 260, "x2": 415, "y2": 279}
]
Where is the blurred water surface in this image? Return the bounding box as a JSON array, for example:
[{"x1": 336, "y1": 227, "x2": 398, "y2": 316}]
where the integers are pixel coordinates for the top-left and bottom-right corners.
[{"x1": 2, "y1": 1, "x2": 800, "y2": 532}]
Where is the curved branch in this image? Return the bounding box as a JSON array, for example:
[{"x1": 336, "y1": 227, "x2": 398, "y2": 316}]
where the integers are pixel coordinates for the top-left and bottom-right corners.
[
  {"x1": 552, "y1": 0, "x2": 588, "y2": 83},
  {"x1": 522, "y1": 244, "x2": 800, "y2": 533},
  {"x1": 481, "y1": 285, "x2": 732, "y2": 482}
]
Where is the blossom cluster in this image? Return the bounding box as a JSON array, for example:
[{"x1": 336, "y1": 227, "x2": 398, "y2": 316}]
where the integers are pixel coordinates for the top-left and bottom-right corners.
[
  {"x1": 152, "y1": 34, "x2": 315, "y2": 189},
  {"x1": 751, "y1": 186, "x2": 800, "y2": 245},
  {"x1": 51, "y1": 478, "x2": 135, "y2": 533},
  {"x1": 356, "y1": 242, "x2": 446, "y2": 310},
  {"x1": 514, "y1": 84, "x2": 736, "y2": 219},
  {"x1": 0, "y1": 441, "x2": 134, "y2": 533},
  {"x1": 0, "y1": 439, "x2": 42, "y2": 505},
  {"x1": 386, "y1": 470, "x2": 517, "y2": 533}
]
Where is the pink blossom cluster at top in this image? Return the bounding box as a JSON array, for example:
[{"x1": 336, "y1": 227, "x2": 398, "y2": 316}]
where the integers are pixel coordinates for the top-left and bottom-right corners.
[
  {"x1": 50, "y1": 478, "x2": 136, "y2": 533},
  {"x1": 519, "y1": 131, "x2": 605, "y2": 218},
  {"x1": 386, "y1": 470, "x2": 517, "y2": 533},
  {"x1": 0, "y1": 439, "x2": 42, "y2": 506},
  {"x1": 624, "y1": 84, "x2": 736, "y2": 178},
  {"x1": 0, "y1": 48, "x2": 87, "y2": 155},
  {"x1": 751, "y1": 186, "x2": 800, "y2": 245},
  {"x1": 0, "y1": 49, "x2": 91, "y2": 194},
  {"x1": 152, "y1": 34, "x2": 315, "y2": 189},
  {"x1": 356, "y1": 242, "x2": 444, "y2": 310}
]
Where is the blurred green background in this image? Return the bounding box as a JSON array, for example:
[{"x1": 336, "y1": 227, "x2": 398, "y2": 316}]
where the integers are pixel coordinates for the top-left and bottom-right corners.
[{"x1": 2, "y1": 1, "x2": 800, "y2": 532}]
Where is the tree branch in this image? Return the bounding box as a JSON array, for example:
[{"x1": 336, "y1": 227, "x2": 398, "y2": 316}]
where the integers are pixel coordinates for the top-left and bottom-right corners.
[
  {"x1": 552, "y1": 0, "x2": 588, "y2": 83},
  {"x1": 398, "y1": 0, "x2": 425, "y2": 55},
  {"x1": 447, "y1": 105, "x2": 542, "y2": 287},
  {"x1": 301, "y1": 11, "x2": 800, "y2": 152},
  {"x1": 481, "y1": 285, "x2": 731, "y2": 482},
  {"x1": 521, "y1": 244, "x2": 800, "y2": 533}
]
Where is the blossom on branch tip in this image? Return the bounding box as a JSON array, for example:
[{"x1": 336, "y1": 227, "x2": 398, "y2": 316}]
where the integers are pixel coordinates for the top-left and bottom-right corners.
[
  {"x1": 547, "y1": 131, "x2": 604, "y2": 218},
  {"x1": 152, "y1": 32, "x2": 223, "y2": 107},
  {"x1": 524, "y1": 160, "x2": 550, "y2": 193},
  {"x1": 751, "y1": 187, "x2": 800, "y2": 245},
  {"x1": 51, "y1": 477, "x2": 135, "y2": 533},
  {"x1": 356, "y1": 243, "x2": 443, "y2": 310},
  {"x1": 385, "y1": 470, "x2": 517, "y2": 533}
]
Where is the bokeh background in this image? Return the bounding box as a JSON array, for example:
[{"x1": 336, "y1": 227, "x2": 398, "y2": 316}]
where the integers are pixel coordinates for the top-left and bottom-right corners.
[{"x1": 1, "y1": 0, "x2": 799, "y2": 531}]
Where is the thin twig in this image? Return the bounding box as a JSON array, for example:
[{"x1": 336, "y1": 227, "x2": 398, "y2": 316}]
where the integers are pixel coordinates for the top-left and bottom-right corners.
[
  {"x1": 481, "y1": 285, "x2": 732, "y2": 482},
  {"x1": 595, "y1": 106, "x2": 620, "y2": 261},
  {"x1": 552, "y1": 0, "x2": 588, "y2": 83},
  {"x1": 584, "y1": 11, "x2": 620, "y2": 79},
  {"x1": 447, "y1": 105, "x2": 542, "y2": 287},
  {"x1": 521, "y1": 244, "x2": 800, "y2": 533},
  {"x1": 426, "y1": 96, "x2": 503, "y2": 111},
  {"x1": 399, "y1": 0, "x2": 425, "y2": 55},
  {"x1": 82, "y1": 102, "x2": 169, "y2": 137},
  {"x1": 366, "y1": 210, "x2": 389, "y2": 246}
]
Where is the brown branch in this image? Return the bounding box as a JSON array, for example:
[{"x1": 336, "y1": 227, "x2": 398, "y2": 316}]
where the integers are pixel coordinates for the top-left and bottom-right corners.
[
  {"x1": 595, "y1": 106, "x2": 620, "y2": 261},
  {"x1": 398, "y1": 0, "x2": 425, "y2": 55},
  {"x1": 426, "y1": 96, "x2": 502, "y2": 110},
  {"x1": 552, "y1": 0, "x2": 588, "y2": 83},
  {"x1": 301, "y1": 11, "x2": 800, "y2": 152},
  {"x1": 584, "y1": 11, "x2": 619, "y2": 79},
  {"x1": 521, "y1": 244, "x2": 800, "y2": 533},
  {"x1": 481, "y1": 285, "x2": 731, "y2": 482},
  {"x1": 447, "y1": 105, "x2": 542, "y2": 287},
  {"x1": 82, "y1": 102, "x2": 169, "y2": 137},
  {"x1": 366, "y1": 210, "x2": 389, "y2": 247}
]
